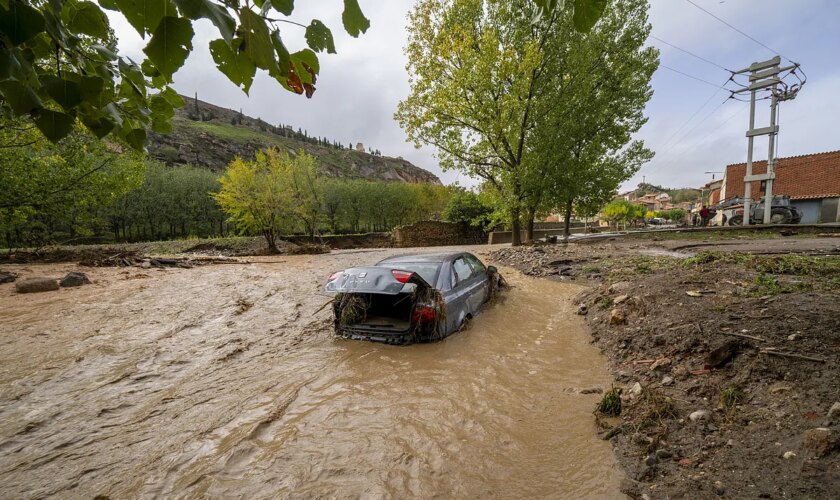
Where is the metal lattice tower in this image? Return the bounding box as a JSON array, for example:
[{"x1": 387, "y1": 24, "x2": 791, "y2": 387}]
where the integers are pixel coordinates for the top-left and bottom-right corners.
[{"x1": 732, "y1": 56, "x2": 802, "y2": 225}]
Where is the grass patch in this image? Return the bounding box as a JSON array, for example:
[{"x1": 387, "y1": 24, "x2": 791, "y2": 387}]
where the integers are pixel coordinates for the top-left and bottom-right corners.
[
  {"x1": 596, "y1": 386, "x2": 622, "y2": 416},
  {"x1": 752, "y1": 273, "x2": 784, "y2": 296},
  {"x1": 581, "y1": 264, "x2": 602, "y2": 274},
  {"x1": 634, "y1": 261, "x2": 653, "y2": 274},
  {"x1": 719, "y1": 386, "x2": 744, "y2": 421},
  {"x1": 177, "y1": 118, "x2": 289, "y2": 145},
  {"x1": 596, "y1": 296, "x2": 614, "y2": 310},
  {"x1": 719, "y1": 386, "x2": 743, "y2": 409}
]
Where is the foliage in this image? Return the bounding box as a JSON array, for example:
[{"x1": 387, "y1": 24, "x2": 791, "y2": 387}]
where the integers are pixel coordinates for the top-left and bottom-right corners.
[
  {"x1": 596, "y1": 386, "x2": 622, "y2": 416},
  {"x1": 287, "y1": 152, "x2": 323, "y2": 237},
  {"x1": 532, "y1": 0, "x2": 607, "y2": 32},
  {"x1": 442, "y1": 187, "x2": 493, "y2": 229},
  {"x1": 398, "y1": 0, "x2": 656, "y2": 245},
  {"x1": 655, "y1": 208, "x2": 687, "y2": 222},
  {"x1": 397, "y1": 0, "x2": 554, "y2": 245},
  {"x1": 0, "y1": 0, "x2": 369, "y2": 147},
  {"x1": 0, "y1": 117, "x2": 144, "y2": 248},
  {"x1": 635, "y1": 183, "x2": 700, "y2": 204},
  {"x1": 213, "y1": 148, "x2": 304, "y2": 252},
  {"x1": 601, "y1": 199, "x2": 645, "y2": 228},
  {"x1": 530, "y1": 0, "x2": 657, "y2": 235},
  {"x1": 105, "y1": 162, "x2": 224, "y2": 242}
]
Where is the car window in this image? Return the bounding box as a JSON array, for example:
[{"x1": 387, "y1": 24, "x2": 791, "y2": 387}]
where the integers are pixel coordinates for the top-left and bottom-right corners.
[
  {"x1": 452, "y1": 257, "x2": 473, "y2": 286},
  {"x1": 465, "y1": 254, "x2": 486, "y2": 277}
]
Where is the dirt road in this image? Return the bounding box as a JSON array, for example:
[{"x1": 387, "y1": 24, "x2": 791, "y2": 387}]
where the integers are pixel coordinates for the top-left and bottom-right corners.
[{"x1": 0, "y1": 246, "x2": 623, "y2": 498}]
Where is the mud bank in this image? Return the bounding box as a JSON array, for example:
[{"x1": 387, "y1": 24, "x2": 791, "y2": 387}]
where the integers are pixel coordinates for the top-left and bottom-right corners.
[
  {"x1": 493, "y1": 241, "x2": 840, "y2": 499},
  {"x1": 0, "y1": 246, "x2": 624, "y2": 498}
]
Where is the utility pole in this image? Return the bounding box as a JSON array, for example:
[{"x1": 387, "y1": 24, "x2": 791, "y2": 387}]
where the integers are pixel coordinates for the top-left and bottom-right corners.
[{"x1": 733, "y1": 56, "x2": 798, "y2": 225}]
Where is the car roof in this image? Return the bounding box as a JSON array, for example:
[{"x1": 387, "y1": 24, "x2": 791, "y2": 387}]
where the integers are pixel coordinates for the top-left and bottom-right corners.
[{"x1": 377, "y1": 252, "x2": 468, "y2": 264}]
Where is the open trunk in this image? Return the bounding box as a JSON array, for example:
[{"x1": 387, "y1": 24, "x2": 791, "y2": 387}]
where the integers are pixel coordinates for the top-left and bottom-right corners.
[
  {"x1": 332, "y1": 292, "x2": 416, "y2": 344},
  {"x1": 326, "y1": 267, "x2": 441, "y2": 345}
]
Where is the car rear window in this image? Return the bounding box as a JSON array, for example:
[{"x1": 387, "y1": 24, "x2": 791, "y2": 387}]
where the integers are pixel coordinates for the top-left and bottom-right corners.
[{"x1": 379, "y1": 262, "x2": 441, "y2": 286}]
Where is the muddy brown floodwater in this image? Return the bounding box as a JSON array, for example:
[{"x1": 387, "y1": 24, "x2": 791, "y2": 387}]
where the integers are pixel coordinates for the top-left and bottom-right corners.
[{"x1": 0, "y1": 246, "x2": 623, "y2": 498}]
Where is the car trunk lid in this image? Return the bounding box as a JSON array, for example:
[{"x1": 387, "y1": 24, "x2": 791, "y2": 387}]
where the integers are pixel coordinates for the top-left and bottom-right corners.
[{"x1": 325, "y1": 267, "x2": 431, "y2": 295}]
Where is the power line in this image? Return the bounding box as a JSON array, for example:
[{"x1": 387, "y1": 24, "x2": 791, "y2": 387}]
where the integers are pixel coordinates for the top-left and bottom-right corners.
[
  {"x1": 684, "y1": 0, "x2": 788, "y2": 60},
  {"x1": 659, "y1": 80, "x2": 728, "y2": 151},
  {"x1": 649, "y1": 35, "x2": 733, "y2": 72},
  {"x1": 659, "y1": 95, "x2": 731, "y2": 158},
  {"x1": 669, "y1": 95, "x2": 732, "y2": 149},
  {"x1": 659, "y1": 64, "x2": 722, "y2": 88},
  {"x1": 693, "y1": 102, "x2": 747, "y2": 146}
]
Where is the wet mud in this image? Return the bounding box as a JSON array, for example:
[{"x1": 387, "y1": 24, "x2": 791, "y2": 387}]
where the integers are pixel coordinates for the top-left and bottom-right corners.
[{"x1": 0, "y1": 247, "x2": 622, "y2": 498}]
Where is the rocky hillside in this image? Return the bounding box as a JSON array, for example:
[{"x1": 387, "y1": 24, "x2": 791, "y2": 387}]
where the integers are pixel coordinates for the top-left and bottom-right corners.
[{"x1": 148, "y1": 95, "x2": 441, "y2": 184}]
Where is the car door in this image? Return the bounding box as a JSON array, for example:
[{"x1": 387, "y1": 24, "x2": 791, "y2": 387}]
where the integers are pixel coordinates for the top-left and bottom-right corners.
[
  {"x1": 464, "y1": 254, "x2": 490, "y2": 306},
  {"x1": 455, "y1": 255, "x2": 487, "y2": 318},
  {"x1": 446, "y1": 256, "x2": 478, "y2": 331}
]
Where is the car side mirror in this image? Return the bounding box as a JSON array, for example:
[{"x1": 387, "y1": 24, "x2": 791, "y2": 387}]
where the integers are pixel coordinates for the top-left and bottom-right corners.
[{"x1": 487, "y1": 265, "x2": 497, "y2": 274}]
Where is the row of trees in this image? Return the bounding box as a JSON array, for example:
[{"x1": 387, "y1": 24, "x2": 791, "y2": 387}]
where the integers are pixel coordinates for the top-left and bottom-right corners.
[
  {"x1": 0, "y1": 118, "x2": 145, "y2": 249},
  {"x1": 396, "y1": 0, "x2": 659, "y2": 245},
  {"x1": 1, "y1": 109, "x2": 460, "y2": 249},
  {"x1": 213, "y1": 149, "x2": 453, "y2": 252},
  {"x1": 600, "y1": 199, "x2": 687, "y2": 229}
]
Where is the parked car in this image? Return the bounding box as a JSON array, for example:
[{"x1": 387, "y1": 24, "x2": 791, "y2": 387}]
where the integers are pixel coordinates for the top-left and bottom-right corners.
[
  {"x1": 718, "y1": 195, "x2": 802, "y2": 225},
  {"x1": 324, "y1": 252, "x2": 502, "y2": 345}
]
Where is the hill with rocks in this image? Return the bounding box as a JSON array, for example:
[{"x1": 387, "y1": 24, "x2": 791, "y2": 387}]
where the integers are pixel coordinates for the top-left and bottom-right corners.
[{"x1": 148, "y1": 95, "x2": 441, "y2": 184}]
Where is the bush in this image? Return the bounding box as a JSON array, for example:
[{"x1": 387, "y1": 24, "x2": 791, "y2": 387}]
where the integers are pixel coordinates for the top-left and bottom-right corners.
[{"x1": 597, "y1": 386, "x2": 623, "y2": 416}]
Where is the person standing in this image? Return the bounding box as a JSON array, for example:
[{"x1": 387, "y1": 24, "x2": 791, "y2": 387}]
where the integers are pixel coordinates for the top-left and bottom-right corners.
[{"x1": 699, "y1": 205, "x2": 711, "y2": 227}]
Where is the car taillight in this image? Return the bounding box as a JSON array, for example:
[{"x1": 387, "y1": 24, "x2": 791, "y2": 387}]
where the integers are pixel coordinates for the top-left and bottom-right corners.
[
  {"x1": 391, "y1": 269, "x2": 414, "y2": 283},
  {"x1": 412, "y1": 306, "x2": 437, "y2": 323},
  {"x1": 328, "y1": 271, "x2": 343, "y2": 282}
]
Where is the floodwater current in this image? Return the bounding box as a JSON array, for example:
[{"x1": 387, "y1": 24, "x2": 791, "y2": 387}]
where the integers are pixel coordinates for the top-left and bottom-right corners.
[{"x1": 0, "y1": 247, "x2": 623, "y2": 498}]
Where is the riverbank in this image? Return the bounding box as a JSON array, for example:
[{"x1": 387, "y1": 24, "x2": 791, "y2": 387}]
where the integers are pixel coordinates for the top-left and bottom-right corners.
[{"x1": 491, "y1": 238, "x2": 840, "y2": 499}]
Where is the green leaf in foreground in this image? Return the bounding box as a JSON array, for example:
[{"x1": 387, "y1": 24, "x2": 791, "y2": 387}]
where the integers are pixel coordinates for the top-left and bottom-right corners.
[
  {"x1": 41, "y1": 75, "x2": 84, "y2": 110},
  {"x1": 114, "y1": 0, "x2": 173, "y2": 36},
  {"x1": 342, "y1": 0, "x2": 369, "y2": 37},
  {"x1": 239, "y1": 8, "x2": 277, "y2": 72},
  {"x1": 305, "y1": 20, "x2": 336, "y2": 54},
  {"x1": 0, "y1": 80, "x2": 43, "y2": 115},
  {"x1": 0, "y1": 0, "x2": 47, "y2": 46},
  {"x1": 209, "y1": 38, "x2": 256, "y2": 93},
  {"x1": 143, "y1": 16, "x2": 194, "y2": 82},
  {"x1": 270, "y1": 0, "x2": 294, "y2": 16},
  {"x1": 33, "y1": 109, "x2": 76, "y2": 142},
  {"x1": 63, "y1": 0, "x2": 110, "y2": 39},
  {"x1": 174, "y1": 0, "x2": 235, "y2": 43},
  {"x1": 572, "y1": 0, "x2": 607, "y2": 32}
]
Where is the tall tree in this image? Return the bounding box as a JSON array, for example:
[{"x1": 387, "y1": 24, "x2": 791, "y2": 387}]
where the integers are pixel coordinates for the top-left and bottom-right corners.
[
  {"x1": 397, "y1": 0, "x2": 563, "y2": 245},
  {"x1": 213, "y1": 149, "x2": 307, "y2": 252},
  {"x1": 530, "y1": 0, "x2": 657, "y2": 238}
]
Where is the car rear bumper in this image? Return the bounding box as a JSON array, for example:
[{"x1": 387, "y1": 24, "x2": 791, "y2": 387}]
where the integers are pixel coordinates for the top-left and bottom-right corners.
[
  {"x1": 337, "y1": 326, "x2": 416, "y2": 345},
  {"x1": 336, "y1": 323, "x2": 446, "y2": 345}
]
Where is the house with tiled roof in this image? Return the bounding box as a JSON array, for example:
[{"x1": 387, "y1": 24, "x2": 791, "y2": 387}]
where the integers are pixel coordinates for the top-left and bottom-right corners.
[{"x1": 719, "y1": 150, "x2": 840, "y2": 223}]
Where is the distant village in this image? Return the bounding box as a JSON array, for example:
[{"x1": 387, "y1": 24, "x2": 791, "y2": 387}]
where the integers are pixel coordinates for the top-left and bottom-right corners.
[{"x1": 608, "y1": 150, "x2": 837, "y2": 227}]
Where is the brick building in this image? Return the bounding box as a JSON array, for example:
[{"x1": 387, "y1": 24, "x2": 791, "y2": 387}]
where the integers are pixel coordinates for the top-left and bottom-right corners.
[{"x1": 720, "y1": 150, "x2": 840, "y2": 223}]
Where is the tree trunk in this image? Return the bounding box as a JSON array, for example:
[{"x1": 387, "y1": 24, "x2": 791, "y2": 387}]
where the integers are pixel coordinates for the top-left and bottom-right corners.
[
  {"x1": 511, "y1": 206, "x2": 522, "y2": 246},
  {"x1": 264, "y1": 230, "x2": 279, "y2": 254},
  {"x1": 563, "y1": 198, "x2": 573, "y2": 239},
  {"x1": 525, "y1": 207, "x2": 535, "y2": 242}
]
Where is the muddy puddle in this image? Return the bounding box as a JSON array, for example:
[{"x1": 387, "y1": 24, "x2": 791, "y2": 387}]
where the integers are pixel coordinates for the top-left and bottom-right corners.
[{"x1": 0, "y1": 247, "x2": 622, "y2": 498}]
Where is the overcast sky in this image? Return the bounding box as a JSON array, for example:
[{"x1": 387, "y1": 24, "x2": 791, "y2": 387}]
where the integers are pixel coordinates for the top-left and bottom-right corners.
[{"x1": 109, "y1": 0, "x2": 840, "y2": 190}]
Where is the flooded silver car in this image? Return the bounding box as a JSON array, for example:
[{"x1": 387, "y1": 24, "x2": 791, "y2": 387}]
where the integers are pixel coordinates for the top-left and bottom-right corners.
[{"x1": 325, "y1": 252, "x2": 502, "y2": 344}]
